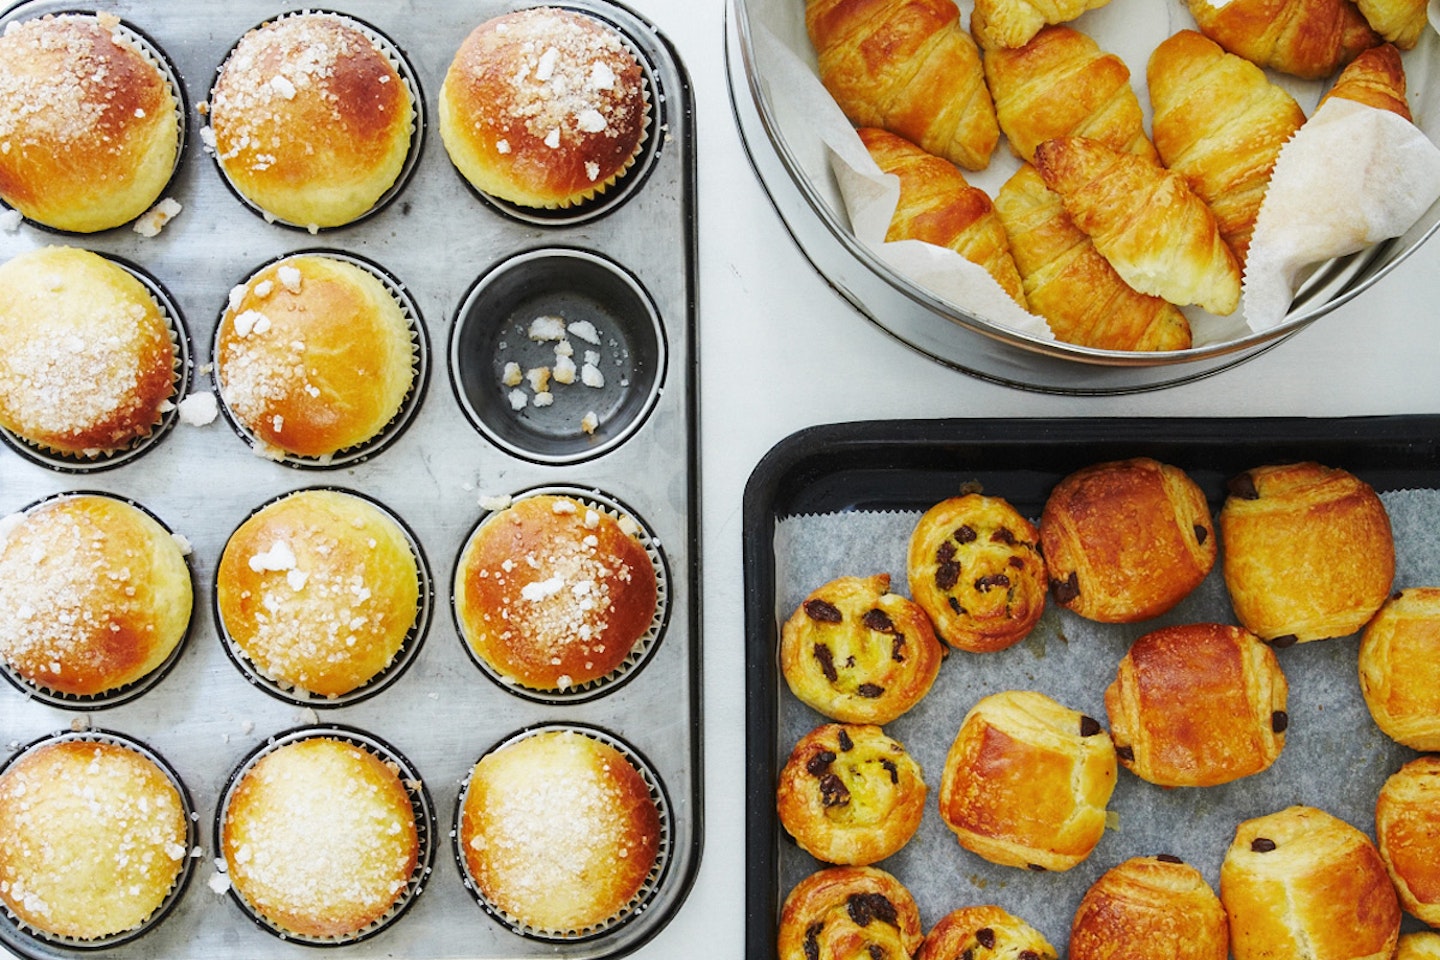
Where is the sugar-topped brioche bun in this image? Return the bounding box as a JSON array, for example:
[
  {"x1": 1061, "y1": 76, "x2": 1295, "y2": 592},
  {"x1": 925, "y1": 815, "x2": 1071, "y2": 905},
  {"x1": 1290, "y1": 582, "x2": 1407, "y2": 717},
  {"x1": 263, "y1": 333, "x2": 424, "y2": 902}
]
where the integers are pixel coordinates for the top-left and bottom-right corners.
[
  {"x1": 220, "y1": 736, "x2": 419, "y2": 940},
  {"x1": 0, "y1": 246, "x2": 178, "y2": 458},
  {"x1": 454, "y1": 493, "x2": 659, "y2": 691},
  {"x1": 209, "y1": 13, "x2": 414, "y2": 228},
  {"x1": 215, "y1": 254, "x2": 414, "y2": 460},
  {"x1": 458, "y1": 729, "x2": 662, "y2": 934},
  {"x1": 0, "y1": 13, "x2": 179, "y2": 232},
  {"x1": 0, "y1": 494, "x2": 192, "y2": 697},
  {"x1": 439, "y1": 7, "x2": 649, "y2": 209},
  {"x1": 1358, "y1": 586, "x2": 1440, "y2": 750},
  {"x1": 0, "y1": 738, "x2": 188, "y2": 940},
  {"x1": 216, "y1": 489, "x2": 421, "y2": 698}
]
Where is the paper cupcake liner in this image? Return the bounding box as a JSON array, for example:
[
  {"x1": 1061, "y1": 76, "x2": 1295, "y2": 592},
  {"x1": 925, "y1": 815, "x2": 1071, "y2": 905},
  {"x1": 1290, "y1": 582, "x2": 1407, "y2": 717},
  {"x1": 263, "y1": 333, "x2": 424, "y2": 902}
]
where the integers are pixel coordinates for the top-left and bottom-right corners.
[
  {"x1": 213, "y1": 486, "x2": 433, "y2": 708},
  {"x1": 0, "y1": 491, "x2": 195, "y2": 711},
  {"x1": 212, "y1": 250, "x2": 429, "y2": 470},
  {"x1": 452, "y1": 723, "x2": 672, "y2": 942},
  {"x1": 453, "y1": 485, "x2": 671, "y2": 704},
  {"x1": 0, "y1": 728, "x2": 198, "y2": 951},
  {"x1": 0, "y1": 255, "x2": 192, "y2": 473},
  {"x1": 205, "y1": 9, "x2": 423, "y2": 232},
  {"x1": 212, "y1": 724, "x2": 436, "y2": 947}
]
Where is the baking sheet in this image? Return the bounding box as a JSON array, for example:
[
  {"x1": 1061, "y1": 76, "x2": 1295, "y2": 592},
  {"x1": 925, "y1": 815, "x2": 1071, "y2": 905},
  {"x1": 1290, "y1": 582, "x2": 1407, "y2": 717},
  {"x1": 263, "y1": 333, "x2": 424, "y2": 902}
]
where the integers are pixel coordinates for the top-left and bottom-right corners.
[
  {"x1": 742, "y1": 417, "x2": 1440, "y2": 957},
  {"x1": 0, "y1": 1, "x2": 699, "y2": 958}
]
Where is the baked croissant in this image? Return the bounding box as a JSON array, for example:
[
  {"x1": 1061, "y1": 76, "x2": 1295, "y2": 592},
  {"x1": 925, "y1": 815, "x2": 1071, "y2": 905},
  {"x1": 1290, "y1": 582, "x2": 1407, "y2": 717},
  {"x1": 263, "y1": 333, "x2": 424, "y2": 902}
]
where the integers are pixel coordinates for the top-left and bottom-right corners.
[
  {"x1": 1148, "y1": 30, "x2": 1306, "y2": 267},
  {"x1": 859, "y1": 127, "x2": 1027, "y2": 307},
  {"x1": 994, "y1": 164, "x2": 1192, "y2": 350},
  {"x1": 1033, "y1": 136, "x2": 1243, "y2": 316},
  {"x1": 807, "y1": 0, "x2": 999, "y2": 171},
  {"x1": 1355, "y1": 0, "x2": 1427, "y2": 49},
  {"x1": 971, "y1": 0, "x2": 1113, "y2": 50},
  {"x1": 1186, "y1": 0, "x2": 1381, "y2": 79},
  {"x1": 985, "y1": 25, "x2": 1159, "y2": 164},
  {"x1": 1320, "y1": 42, "x2": 1412, "y2": 120}
]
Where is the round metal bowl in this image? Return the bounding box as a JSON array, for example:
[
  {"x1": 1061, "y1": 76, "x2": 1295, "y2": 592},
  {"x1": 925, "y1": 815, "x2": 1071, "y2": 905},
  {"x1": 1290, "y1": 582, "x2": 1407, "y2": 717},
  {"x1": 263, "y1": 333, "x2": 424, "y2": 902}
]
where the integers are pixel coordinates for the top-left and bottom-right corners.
[{"x1": 725, "y1": 0, "x2": 1440, "y2": 393}]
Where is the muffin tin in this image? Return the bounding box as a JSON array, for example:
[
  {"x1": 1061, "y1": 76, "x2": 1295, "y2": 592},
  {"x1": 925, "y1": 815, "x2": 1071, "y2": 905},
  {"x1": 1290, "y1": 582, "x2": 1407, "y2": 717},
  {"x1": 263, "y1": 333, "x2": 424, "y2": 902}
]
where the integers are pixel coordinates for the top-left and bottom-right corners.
[
  {"x1": 743, "y1": 416, "x2": 1440, "y2": 955},
  {"x1": 0, "y1": 1, "x2": 697, "y2": 958}
]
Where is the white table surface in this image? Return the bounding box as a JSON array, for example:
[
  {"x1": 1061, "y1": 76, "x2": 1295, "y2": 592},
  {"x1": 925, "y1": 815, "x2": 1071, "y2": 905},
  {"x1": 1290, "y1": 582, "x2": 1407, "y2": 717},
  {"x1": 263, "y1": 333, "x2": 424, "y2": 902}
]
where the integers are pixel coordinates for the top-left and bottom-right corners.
[{"x1": 654, "y1": 1, "x2": 1440, "y2": 959}]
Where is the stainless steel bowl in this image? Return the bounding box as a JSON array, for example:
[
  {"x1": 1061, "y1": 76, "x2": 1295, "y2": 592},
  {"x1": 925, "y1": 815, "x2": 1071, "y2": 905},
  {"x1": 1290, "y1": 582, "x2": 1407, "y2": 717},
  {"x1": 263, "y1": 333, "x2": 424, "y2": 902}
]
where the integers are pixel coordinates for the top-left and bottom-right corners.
[{"x1": 725, "y1": 0, "x2": 1440, "y2": 393}]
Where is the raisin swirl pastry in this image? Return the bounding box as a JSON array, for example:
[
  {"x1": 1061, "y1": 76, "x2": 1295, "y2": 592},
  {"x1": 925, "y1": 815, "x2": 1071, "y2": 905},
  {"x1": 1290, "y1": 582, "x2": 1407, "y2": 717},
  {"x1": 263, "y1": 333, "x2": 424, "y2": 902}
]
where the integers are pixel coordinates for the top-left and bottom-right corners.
[
  {"x1": 1041, "y1": 458, "x2": 1216, "y2": 623},
  {"x1": 1104, "y1": 623, "x2": 1289, "y2": 788},
  {"x1": 907, "y1": 494, "x2": 1047, "y2": 653},
  {"x1": 1069, "y1": 855, "x2": 1228, "y2": 960},
  {"x1": 780, "y1": 574, "x2": 945, "y2": 725},
  {"x1": 777, "y1": 865, "x2": 924, "y2": 960},
  {"x1": 920, "y1": 905, "x2": 1057, "y2": 960},
  {"x1": 1220, "y1": 462, "x2": 1394, "y2": 644},
  {"x1": 777, "y1": 723, "x2": 926, "y2": 866}
]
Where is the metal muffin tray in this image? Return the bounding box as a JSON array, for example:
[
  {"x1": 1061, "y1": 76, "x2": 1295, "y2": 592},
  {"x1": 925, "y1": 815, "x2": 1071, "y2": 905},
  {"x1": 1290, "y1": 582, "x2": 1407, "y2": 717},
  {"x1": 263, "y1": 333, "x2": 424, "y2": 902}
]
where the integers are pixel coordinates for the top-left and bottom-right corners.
[
  {"x1": 0, "y1": 1, "x2": 698, "y2": 958},
  {"x1": 725, "y1": 0, "x2": 1440, "y2": 394},
  {"x1": 742, "y1": 416, "x2": 1440, "y2": 956}
]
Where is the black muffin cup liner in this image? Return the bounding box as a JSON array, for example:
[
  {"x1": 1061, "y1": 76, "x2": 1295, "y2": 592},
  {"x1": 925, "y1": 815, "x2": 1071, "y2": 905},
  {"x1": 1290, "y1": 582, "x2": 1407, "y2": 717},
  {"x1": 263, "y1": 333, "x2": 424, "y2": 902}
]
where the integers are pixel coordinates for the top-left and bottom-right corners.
[
  {"x1": 451, "y1": 722, "x2": 673, "y2": 942},
  {"x1": 211, "y1": 485, "x2": 434, "y2": 708},
  {"x1": 212, "y1": 724, "x2": 436, "y2": 947},
  {"x1": 451, "y1": 485, "x2": 671, "y2": 704},
  {"x1": 0, "y1": 727, "x2": 198, "y2": 954}
]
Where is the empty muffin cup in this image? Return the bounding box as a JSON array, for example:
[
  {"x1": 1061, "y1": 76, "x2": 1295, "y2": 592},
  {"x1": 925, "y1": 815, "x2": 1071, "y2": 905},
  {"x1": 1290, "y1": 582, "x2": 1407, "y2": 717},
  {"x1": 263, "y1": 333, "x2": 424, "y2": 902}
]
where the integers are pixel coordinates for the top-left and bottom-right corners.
[{"x1": 449, "y1": 248, "x2": 665, "y2": 464}]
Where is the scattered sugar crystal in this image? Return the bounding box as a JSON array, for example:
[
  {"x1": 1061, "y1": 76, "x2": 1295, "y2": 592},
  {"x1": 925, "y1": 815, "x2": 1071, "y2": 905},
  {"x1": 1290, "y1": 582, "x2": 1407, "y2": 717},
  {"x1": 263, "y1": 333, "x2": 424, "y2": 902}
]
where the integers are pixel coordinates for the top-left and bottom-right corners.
[
  {"x1": 581, "y1": 363, "x2": 605, "y2": 388},
  {"x1": 248, "y1": 540, "x2": 297, "y2": 573},
  {"x1": 268, "y1": 75, "x2": 296, "y2": 99},
  {"x1": 502, "y1": 361, "x2": 523, "y2": 386},
  {"x1": 177, "y1": 392, "x2": 218, "y2": 426},
  {"x1": 526, "y1": 366, "x2": 551, "y2": 393},
  {"x1": 567, "y1": 320, "x2": 601, "y2": 344},
  {"x1": 277, "y1": 265, "x2": 303, "y2": 292},
  {"x1": 528, "y1": 315, "x2": 567, "y2": 341},
  {"x1": 171, "y1": 533, "x2": 194, "y2": 556},
  {"x1": 577, "y1": 109, "x2": 607, "y2": 133},
  {"x1": 479, "y1": 494, "x2": 512, "y2": 512},
  {"x1": 553, "y1": 354, "x2": 577, "y2": 384},
  {"x1": 133, "y1": 197, "x2": 182, "y2": 238},
  {"x1": 544, "y1": 128, "x2": 561, "y2": 149},
  {"x1": 508, "y1": 389, "x2": 528, "y2": 411},
  {"x1": 554, "y1": 340, "x2": 574, "y2": 358},
  {"x1": 581, "y1": 411, "x2": 599, "y2": 434},
  {"x1": 0, "y1": 209, "x2": 20, "y2": 232},
  {"x1": 533, "y1": 391, "x2": 554, "y2": 407}
]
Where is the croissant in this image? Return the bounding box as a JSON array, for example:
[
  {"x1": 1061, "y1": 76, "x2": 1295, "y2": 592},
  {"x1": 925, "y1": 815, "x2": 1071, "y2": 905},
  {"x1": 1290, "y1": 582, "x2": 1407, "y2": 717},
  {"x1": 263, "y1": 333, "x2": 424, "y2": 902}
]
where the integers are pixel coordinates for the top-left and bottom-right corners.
[
  {"x1": 1033, "y1": 136, "x2": 1243, "y2": 316},
  {"x1": 1148, "y1": 30, "x2": 1306, "y2": 267},
  {"x1": 994, "y1": 165, "x2": 1191, "y2": 351},
  {"x1": 1355, "y1": 0, "x2": 1427, "y2": 49},
  {"x1": 1186, "y1": 0, "x2": 1381, "y2": 79},
  {"x1": 1320, "y1": 43, "x2": 1412, "y2": 119},
  {"x1": 971, "y1": 0, "x2": 1113, "y2": 50},
  {"x1": 807, "y1": 0, "x2": 999, "y2": 171},
  {"x1": 859, "y1": 127, "x2": 1027, "y2": 307},
  {"x1": 985, "y1": 25, "x2": 1159, "y2": 164}
]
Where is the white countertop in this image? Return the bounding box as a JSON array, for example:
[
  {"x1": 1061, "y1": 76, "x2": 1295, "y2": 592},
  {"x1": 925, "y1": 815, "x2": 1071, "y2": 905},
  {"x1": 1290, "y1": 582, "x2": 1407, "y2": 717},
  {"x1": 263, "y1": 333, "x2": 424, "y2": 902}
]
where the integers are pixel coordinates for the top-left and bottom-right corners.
[{"x1": 641, "y1": 1, "x2": 1440, "y2": 958}]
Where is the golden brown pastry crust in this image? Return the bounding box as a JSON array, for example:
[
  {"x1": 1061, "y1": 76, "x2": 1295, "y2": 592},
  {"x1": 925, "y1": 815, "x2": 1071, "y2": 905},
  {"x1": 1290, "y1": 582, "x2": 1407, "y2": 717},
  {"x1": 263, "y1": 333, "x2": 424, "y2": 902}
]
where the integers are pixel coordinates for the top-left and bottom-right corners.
[
  {"x1": 859, "y1": 127, "x2": 1027, "y2": 307},
  {"x1": 971, "y1": 0, "x2": 1113, "y2": 50},
  {"x1": 1220, "y1": 805, "x2": 1400, "y2": 960},
  {"x1": 0, "y1": 494, "x2": 191, "y2": 697},
  {"x1": 994, "y1": 165, "x2": 1192, "y2": 352},
  {"x1": 216, "y1": 254, "x2": 414, "y2": 459},
  {"x1": 439, "y1": 7, "x2": 649, "y2": 209},
  {"x1": 1033, "y1": 136, "x2": 1242, "y2": 316},
  {"x1": 780, "y1": 573, "x2": 944, "y2": 724},
  {"x1": 1148, "y1": 30, "x2": 1307, "y2": 267},
  {"x1": 0, "y1": 246, "x2": 177, "y2": 458},
  {"x1": 937, "y1": 690, "x2": 1116, "y2": 872},
  {"x1": 454, "y1": 494, "x2": 658, "y2": 691},
  {"x1": 985, "y1": 25, "x2": 1158, "y2": 164},
  {"x1": 777, "y1": 865, "x2": 924, "y2": 960},
  {"x1": 906, "y1": 494, "x2": 1047, "y2": 653},
  {"x1": 806, "y1": 0, "x2": 998, "y2": 171},
  {"x1": 1105, "y1": 623, "x2": 1288, "y2": 787},
  {"x1": 1375, "y1": 756, "x2": 1440, "y2": 926},
  {"x1": 1354, "y1": 0, "x2": 1426, "y2": 49},
  {"x1": 776, "y1": 723, "x2": 926, "y2": 865},
  {"x1": 1186, "y1": 0, "x2": 1381, "y2": 78},
  {"x1": 1040, "y1": 458, "x2": 1216, "y2": 623},
  {"x1": 209, "y1": 13, "x2": 414, "y2": 228},
  {"x1": 1069, "y1": 855, "x2": 1228, "y2": 960},
  {"x1": 222, "y1": 737, "x2": 418, "y2": 939},
  {"x1": 459, "y1": 730, "x2": 661, "y2": 934},
  {"x1": 0, "y1": 739, "x2": 187, "y2": 940},
  {"x1": 920, "y1": 905, "x2": 1058, "y2": 959},
  {"x1": 1320, "y1": 42, "x2": 1412, "y2": 120},
  {"x1": 216, "y1": 489, "x2": 420, "y2": 698},
  {"x1": 1358, "y1": 587, "x2": 1440, "y2": 750},
  {"x1": 1397, "y1": 933, "x2": 1440, "y2": 960},
  {"x1": 0, "y1": 13, "x2": 179, "y2": 232},
  {"x1": 1220, "y1": 461, "x2": 1394, "y2": 644}
]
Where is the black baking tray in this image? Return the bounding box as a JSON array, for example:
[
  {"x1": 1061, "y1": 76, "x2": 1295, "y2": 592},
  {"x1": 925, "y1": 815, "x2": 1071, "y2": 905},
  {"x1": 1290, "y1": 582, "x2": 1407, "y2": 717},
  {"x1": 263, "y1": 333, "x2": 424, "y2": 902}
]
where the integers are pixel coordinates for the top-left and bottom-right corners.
[{"x1": 742, "y1": 416, "x2": 1440, "y2": 958}]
